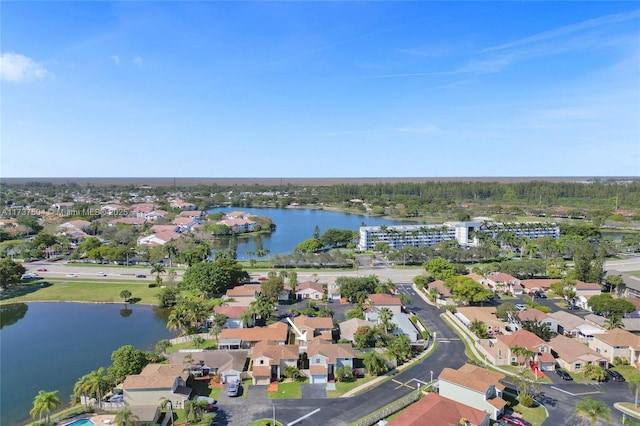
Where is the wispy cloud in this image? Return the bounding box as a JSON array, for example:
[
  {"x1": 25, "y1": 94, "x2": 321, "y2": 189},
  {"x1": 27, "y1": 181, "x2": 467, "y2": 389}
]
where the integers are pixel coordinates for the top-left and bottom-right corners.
[
  {"x1": 0, "y1": 52, "x2": 54, "y2": 83},
  {"x1": 132, "y1": 56, "x2": 144, "y2": 67},
  {"x1": 397, "y1": 45, "x2": 451, "y2": 58},
  {"x1": 483, "y1": 9, "x2": 640, "y2": 53},
  {"x1": 110, "y1": 55, "x2": 121, "y2": 65}
]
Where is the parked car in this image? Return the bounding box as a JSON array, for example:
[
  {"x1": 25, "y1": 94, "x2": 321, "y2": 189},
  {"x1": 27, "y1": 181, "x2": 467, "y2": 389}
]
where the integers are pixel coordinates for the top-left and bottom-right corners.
[
  {"x1": 606, "y1": 369, "x2": 625, "y2": 382},
  {"x1": 227, "y1": 381, "x2": 240, "y2": 397},
  {"x1": 37, "y1": 268, "x2": 47, "y2": 272},
  {"x1": 66, "y1": 273, "x2": 78, "y2": 278},
  {"x1": 515, "y1": 304, "x2": 527, "y2": 311},
  {"x1": 96, "y1": 272, "x2": 107, "y2": 277},
  {"x1": 135, "y1": 274, "x2": 146, "y2": 278},
  {"x1": 502, "y1": 414, "x2": 532, "y2": 426},
  {"x1": 538, "y1": 291, "x2": 547, "y2": 298},
  {"x1": 556, "y1": 369, "x2": 573, "y2": 380}
]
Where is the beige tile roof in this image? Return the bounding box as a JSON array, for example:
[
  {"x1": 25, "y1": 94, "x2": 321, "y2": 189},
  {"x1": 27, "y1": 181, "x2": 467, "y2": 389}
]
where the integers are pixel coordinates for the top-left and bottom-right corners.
[
  {"x1": 368, "y1": 293, "x2": 402, "y2": 305},
  {"x1": 122, "y1": 364, "x2": 187, "y2": 389},
  {"x1": 487, "y1": 272, "x2": 518, "y2": 283},
  {"x1": 497, "y1": 329, "x2": 546, "y2": 351},
  {"x1": 575, "y1": 281, "x2": 602, "y2": 290},
  {"x1": 252, "y1": 342, "x2": 299, "y2": 365},
  {"x1": 226, "y1": 284, "x2": 261, "y2": 297},
  {"x1": 595, "y1": 328, "x2": 640, "y2": 350},
  {"x1": 214, "y1": 305, "x2": 249, "y2": 318},
  {"x1": 521, "y1": 279, "x2": 560, "y2": 290},
  {"x1": 550, "y1": 334, "x2": 607, "y2": 363},
  {"x1": 428, "y1": 280, "x2": 452, "y2": 297},
  {"x1": 307, "y1": 342, "x2": 354, "y2": 363},
  {"x1": 518, "y1": 308, "x2": 550, "y2": 322},
  {"x1": 294, "y1": 315, "x2": 333, "y2": 331},
  {"x1": 439, "y1": 363, "x2": 505, "y2": 394},
  {"x1": 220, "y1": 321, "x2": 288, "y2": 343},
  {"x1": 295, "y1": 281, "x2": 324, "y2": 294}
]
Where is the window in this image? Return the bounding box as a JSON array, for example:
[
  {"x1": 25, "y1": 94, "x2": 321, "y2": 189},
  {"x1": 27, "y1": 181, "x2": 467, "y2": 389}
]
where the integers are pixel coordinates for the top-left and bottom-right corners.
[
  {"x1": 315, "y1": 358, "x2": 321, "y2": 364},
  {"x1": 575, "y1": 363, "x2": 581, "y2": 370},
  {"x1": 259, "y1": 360, "x2": 264, "y2": 365}
]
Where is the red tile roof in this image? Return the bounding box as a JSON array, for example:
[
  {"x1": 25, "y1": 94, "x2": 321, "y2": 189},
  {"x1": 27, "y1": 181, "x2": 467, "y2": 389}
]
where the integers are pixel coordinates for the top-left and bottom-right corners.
[
  {"x1": 368, "y1": 293, "x2": 402, "y2": 305},
  {"x1": 387, "y1": 393, "x2": 489, "y2": 426},
  {"x1": 497, "y1": 329, "x2": 546, "y2": 351}
]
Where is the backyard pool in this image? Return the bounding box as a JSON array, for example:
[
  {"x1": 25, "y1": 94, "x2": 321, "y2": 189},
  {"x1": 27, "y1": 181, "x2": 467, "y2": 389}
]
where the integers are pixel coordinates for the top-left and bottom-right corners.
[{"x1": 65, "y1": 420, "x2": 95, "y2": 426}]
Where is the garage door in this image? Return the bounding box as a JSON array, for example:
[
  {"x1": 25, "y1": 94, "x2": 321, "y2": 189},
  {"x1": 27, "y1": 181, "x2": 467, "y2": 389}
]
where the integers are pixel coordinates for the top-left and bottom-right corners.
[{"x1": 311, "y1": 375, "x2": 327, "y2": 384}]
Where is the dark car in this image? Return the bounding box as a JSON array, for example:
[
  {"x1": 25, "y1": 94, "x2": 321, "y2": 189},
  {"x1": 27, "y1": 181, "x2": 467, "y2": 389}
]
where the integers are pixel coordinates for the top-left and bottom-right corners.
[
  {"x1": 606, "y1": 369, "x2": 625, "y2": 382},
  {"x1": 556, "y1": 369, "x2": 573, "y2": 380},
  {"x1": 135, "y1": 274, "x2": 146, "y2": 278}
]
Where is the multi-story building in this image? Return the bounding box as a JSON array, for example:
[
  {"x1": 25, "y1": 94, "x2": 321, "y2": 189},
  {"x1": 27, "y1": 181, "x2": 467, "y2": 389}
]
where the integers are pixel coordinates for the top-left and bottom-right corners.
[{"x1": 357, "y1": 221, "x2": 559, "y2": 251}]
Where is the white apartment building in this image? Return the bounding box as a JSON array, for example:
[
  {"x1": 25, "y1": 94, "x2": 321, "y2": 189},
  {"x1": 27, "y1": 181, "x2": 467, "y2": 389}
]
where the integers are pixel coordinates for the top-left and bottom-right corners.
[{"x1": 357, "y1": 221, "x2": 559, "y2": 251}]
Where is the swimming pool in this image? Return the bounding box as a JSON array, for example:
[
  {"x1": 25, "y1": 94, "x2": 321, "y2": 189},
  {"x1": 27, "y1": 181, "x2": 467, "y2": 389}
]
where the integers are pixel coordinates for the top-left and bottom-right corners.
[{"x1": 65, "y1": 420, "x2": 95, "y2": 426}]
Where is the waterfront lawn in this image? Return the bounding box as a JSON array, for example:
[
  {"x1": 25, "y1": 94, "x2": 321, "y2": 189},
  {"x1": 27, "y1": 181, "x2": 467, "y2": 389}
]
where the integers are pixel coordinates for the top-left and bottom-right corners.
[
  {"x1": 0, "y1": 279, "x2": 159, "y2": 304},
  {"x1": 166, "y1": 339, "x2": 218, "y2": 353}
]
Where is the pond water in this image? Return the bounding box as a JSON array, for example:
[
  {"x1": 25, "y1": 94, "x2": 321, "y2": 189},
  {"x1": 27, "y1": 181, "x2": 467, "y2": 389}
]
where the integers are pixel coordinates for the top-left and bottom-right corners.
[
  {"x1": 0, "y1": 302, "x2": 174, "y2": 425},
  {"x1": 207, "y1": 207, "x2": 415, "y2": 257}
]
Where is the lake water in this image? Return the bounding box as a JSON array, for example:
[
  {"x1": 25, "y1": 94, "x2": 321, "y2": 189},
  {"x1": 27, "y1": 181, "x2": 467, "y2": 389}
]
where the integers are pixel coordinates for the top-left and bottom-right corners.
[
  {"x1": 0, "y1": 303, "x2": 174, "y2": 425},
  {"x1": 207, "y1": 207, "x2": 415, "y2": 258}
]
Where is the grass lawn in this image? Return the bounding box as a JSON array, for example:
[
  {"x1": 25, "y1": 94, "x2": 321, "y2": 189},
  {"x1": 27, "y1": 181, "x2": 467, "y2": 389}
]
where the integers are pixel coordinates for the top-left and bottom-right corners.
[
  {"x1": 618, "y1": 402, "x2": 640, "y2": 418},
  {"x1": 327, "y1": 376, "x2": 375, "y2": 398},
  {"x1": 268, "y1": 380, "x2": 305, "y2": 399},
  {"x1": 248, "y1": 420, "x2": 283, "y2": 426},
  {"x1": 172, "y1": 409, "x2": 215, "y2": 425},
  {"x1": 614, "y1": 365, "x2": 640, "y2": 382},
  {"x1": 209, "y1": 385, "x2": 222, "y2": 400},
  {"x1": 503, "y1": 393, "x2": 548, "y2": 426},
  {"x1": 629, "y1": 271, "x2": 640, "y2": 278},
  {"x1": 166, "y1": 339, "x2": 217, "y2": 353},
  {"x1": 499, "y1": 365, "x2": 552, "y2": 384},
  {"x1": 0, "y1": 279, "x2": 160, "y2": 305}
]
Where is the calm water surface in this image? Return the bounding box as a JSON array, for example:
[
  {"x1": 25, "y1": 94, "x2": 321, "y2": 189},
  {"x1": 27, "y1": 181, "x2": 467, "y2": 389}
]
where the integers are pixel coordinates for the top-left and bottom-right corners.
[{"x1": 0, "y1": 302, "x2": 174, "y2": 425}]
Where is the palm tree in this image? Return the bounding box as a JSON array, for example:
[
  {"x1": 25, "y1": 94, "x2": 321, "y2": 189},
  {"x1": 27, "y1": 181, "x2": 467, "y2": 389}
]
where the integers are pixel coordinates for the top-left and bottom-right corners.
[
  {"x1": 378, "y1": 307, "x2": 394, "y2": 336},
  {"x1": 164, "y1": 242, "x2": 178, "y2": 267},
  {"x1": 363, "y1": 351, "x2": 388, "y2": 376},
  {"x1": 119, "y1": 289, "x2": 132, "y2": 304},
  {"x1": 155, "y1": 339, "x2": 172, "y2": 355},
  {"x1": 604, "y1": 314, "x2": 623, "y2": 330},
  {"x1": 510, "y1": 345, "x2": 535, "y2": 371},
  {"x1": 151, "y1": 263, "x2": 166, "y2": 285},
  {"x1": 30, "y1": 390, "x2": 62, "y2": 425},
  {"x1": 192, "y1": 336, "x2": 205, "y2": 349},
  {"x1": 159, "y1": 397, "x2": 174, "y2": 425},
  {"x1": 574, "y1": 397, "x2": 611, "y2": 426},
  {"x1": 114, "y1": 407, "x2": 138, "y2": 426}
]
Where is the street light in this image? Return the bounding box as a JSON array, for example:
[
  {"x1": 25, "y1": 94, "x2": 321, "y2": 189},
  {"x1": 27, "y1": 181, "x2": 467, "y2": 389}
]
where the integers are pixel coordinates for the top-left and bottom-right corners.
[{"x1": 272, "y1": 403, "x2": 276, "y2": 425}]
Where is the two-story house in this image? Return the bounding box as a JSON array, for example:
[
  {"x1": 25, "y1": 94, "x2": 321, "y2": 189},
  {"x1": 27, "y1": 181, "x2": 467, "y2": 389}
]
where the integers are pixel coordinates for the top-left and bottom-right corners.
[
  {"x1": 438, "y1": 363, "x2": 507, "y2": 421},
  {"x1": 293, "y1": 315, "x2": 334, "y2": 349},
  {"x1": 225, "y1": 284, "x2": 262, "y2": 306},
  {"x1": 549, "y1": 334, "x2": 607, "y2": 372},
  {"x1": 485, "y1": 330, "x2": 551, "y2": 369},
  {"x1": 306, "y1": 341, "x2": 355, "y2": 384},
  {"x1": 387, "y1": 393, "x2": 490, "y2": 426},
  {"x1": 218, "y1": 321, "x2": 289, "y2": 350},
  {"x1": 295, "y1": 281, "x2": 325, "y2": 300},
  {"x1": 588, "y1": 328, "x2": 640, "y2": 365},
  {"x1": 485, "y1": 273, "x2": 522, "y2": 295},
  {"x1": 367, "y1": 293, "x2": 403, "y2": 313},
  {"x1": 122, "y1": 364, "x2": 192, "y2": 423},
  {"x1": 250, "y1": 342, "x2": 299, "y2": 385}
]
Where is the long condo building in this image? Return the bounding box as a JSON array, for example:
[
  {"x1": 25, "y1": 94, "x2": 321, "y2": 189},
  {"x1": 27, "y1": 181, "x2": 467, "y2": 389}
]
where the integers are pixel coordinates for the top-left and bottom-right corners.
[{"x1": 357, "y1": 221, "x2": 560, "y2": 251}]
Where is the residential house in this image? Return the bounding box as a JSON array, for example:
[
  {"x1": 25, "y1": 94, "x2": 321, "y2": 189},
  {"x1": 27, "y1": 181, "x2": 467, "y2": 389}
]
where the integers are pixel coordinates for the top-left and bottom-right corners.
[
  {"x1": 338, "y1": 318, "x2": 376, "y2": 343},
  {"x1": 170, "y1": 199, "x2": 197, "y2": 210},
  {"x1": 550, "y1": 334, "x2": 608, "y2": 372},
  {"x1": 225, "y1": 284, "x2": 261, "y2": 306},
  {"x1": 137, "y1": 231, "x2": 181, "y2": 246},
  {"x1": 575, "y1": 281, "x2": 602, "y2": 311},
  {"x1": 109, "y1": 217, "x2": 146, "y2": 227},
  {"x1": 58, "y1": 220, "x2": 91, "y2": 232},
  {"x1": 51, "y1": 202, "x2": 74, "y2": 214},
  {"x1": 167, "y1": 350, "x2": 248, "y2": 384},
  {"x1": 485, "y1": 273, "x2": 522, "y2": 295},
  {"x1": 293, "y1": 315, "x2": 334, "y2": 347},
  {"x1": 122, "y1": 364, "x2": 192, "y2": 423},
  {"x1": 606, "y1": 271, "x2": 640, "y2": 299},
  {"x1": 212, "y1": 306, "x2": 251, "y2": 329},
  {"x1": 328, "y1": 282, "x2": 341, "y2": 301},
  {"x1": 225, "y1": 211, "x2": 248, "y2": 219},
  {"x1": 250, "y1": 341, "x2": 299, "y2": 385},
  {"x1": 455, "y1": 307, "x2": 506, "y2": 336},
  {"x1": 179, "y1": 210, "x2": 205, "y2": 218},
  {"x1": 131, "y1": 203, "x2": 156, "y2": 218},
  {"x1": 218, "y1": 218, "x2": 256, "y2": 234},
  {"x1": 480, "y1": 329, "x2": 551, "y2": 368},
  {"x1": 144, "y1": 209, "x2": 168, "y2": 221},
  {"x1": 367, "y1": 293, "x2": 403, "y2": 314},
  {"x1": 516, "y1": 309, "x2": 559, "y2": 334},
  {"x1": 438, "y1": 363, "x2": 507, "y2": 421},
  {"x1": 386, "y1": 393, "x2": 490, "y2": 426},
  {"x1": 549, "y1": 311, "x2": 605, "y2": 341},
  {"x1": 172, "y1": 217, "x2": 202, "y2": 230},
  {"x1": 390, "y1": 312, "x2": 420, "y2": 342},
  {"x1": 100, "y1": 203, "x2": 124, "y2": 215},
  {"x1": 427, "y1": 280, "x2": 455, "y2": 306},
  {"x1": 306, "y1": 341, "x2": 355, "y2": 384},
  {"x1": 295, "y1": 281, "x2": 325, "y2": 301},
  {"x1": 218, "y1": 321, "x2": 289, "y2": 349},
  {"x1": 589, "y1": 328, "x2": 640, "y2": 365},
  {"x1": 521, "y1": 279, "x2": 560, "y2": 294}
]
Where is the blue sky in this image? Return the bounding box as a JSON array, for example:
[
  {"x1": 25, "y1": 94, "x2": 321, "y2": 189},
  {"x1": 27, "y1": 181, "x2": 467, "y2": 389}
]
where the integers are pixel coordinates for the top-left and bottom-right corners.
[{"x1": 1, "y1": 2, "x2": 639, "y2": 178}]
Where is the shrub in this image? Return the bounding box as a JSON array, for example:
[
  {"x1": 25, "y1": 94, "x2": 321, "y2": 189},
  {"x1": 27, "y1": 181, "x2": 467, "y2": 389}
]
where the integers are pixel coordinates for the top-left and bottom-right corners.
[
  {"x1": 613, "y1": 356, "x2": 630, "y2": 367},
  {"x1": 444, "y1": 305, "x2": 457, "y2": 313},
  {"x1": 421, "y1": 331, "x2": 430, "y2": 340},
  {"x1": 518, "y1": 392, "x2": 535, "y2": 408},
  {"x1": 148, "y1": 283, "x2": 158, "y2": 288},
  {"x1": 532, "y1": 304, "x2": 551, "y2": 313}
]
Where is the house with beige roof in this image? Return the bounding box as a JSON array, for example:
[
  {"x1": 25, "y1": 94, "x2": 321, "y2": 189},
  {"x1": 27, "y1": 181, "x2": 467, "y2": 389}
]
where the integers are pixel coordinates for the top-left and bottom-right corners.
[
  {"x1": 550, "y1": 334, "x2": 607, "y2": 372},
  {"x1": 549, "y1": 311, "x2": 605, "y2": 341},
  {"x1": 225, "y1": 284, "x2": 261, "y2": 306},
  {"x1": 295, "y1": 281, "x2": 325, "y2": 300},
  {"x1": 479, "y1": 329, "x2": 551, "y2": 368},
  {"x1": 387, "y1": 393, "x2": 490, "y2": 426},
  {"x1": 130, "y1": 203, "x2": 156, "y2": 218},
  {"x1": 485, "y1": 272, "x2": 522, "y2": 295},
  {"x1": 521, "y1": 279, "x2": 560, "y2": 293},
  {"x1": 170, "y1": 199, "x2": 197, "y2": 210},
  {"x1": 179, "y1": 210, "x2": 205, "y2": 218},
  {"x1": 306, "y1": 341, "x2": 355, "y2": 384},
  {"x1": 427, "y1": 279, "x2": 455, "y2": 306},
  {"x1": 109, "y1": 217, "x2": 146, "y2": 226},
  {"x1": 250, "y1": 341, "x2": 299, "y2": 385},
  {"x1": 122, "y1": 363, "x2": 191, "y2": 423},
  {"x1": 167, "y1": 349, "x2": 248, "y2": 384},
  {"x1": 293, "y1": 315, "x2": 334, "y2": 347},
  {"x1": 218, "y1": 218, "x2": 256, "y2": 234},
  {"x1": 438, "y1": 363, "x2": 507, "y2": 421},
  {"x1": 338, "y1": 318, "x2": 376, "y2": 342},
  {"x1": 589, "y1": 328, "x2": 640, "y2": 365},
  {"x1": 218, "y1": 321, "x2": 289, "y2": 349},
  {"x1": 517, "y1": 308, "x2": 558, "y2": 333},
  {"x1": 212, "y1": 305, "x2": 251, "y2": 329}
]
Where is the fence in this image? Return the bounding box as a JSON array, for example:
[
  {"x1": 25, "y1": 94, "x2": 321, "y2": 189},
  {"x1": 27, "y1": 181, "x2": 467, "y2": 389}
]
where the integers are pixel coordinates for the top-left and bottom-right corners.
[
  {"x1": 353, "y1": 391, "x2": 422, "y2": 426},
  {"x1": 169, "y1": 333, "x2": 210, "y2": 345}
]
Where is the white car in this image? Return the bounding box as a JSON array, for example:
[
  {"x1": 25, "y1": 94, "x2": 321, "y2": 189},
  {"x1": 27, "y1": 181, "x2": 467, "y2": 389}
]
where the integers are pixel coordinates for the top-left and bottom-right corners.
[
  {"x1": 96, "y1": 272, "x2": 107, "y2": 277},
  {"x1": 515, "y1": 304, "x2": 527, "y2": 311},
  {"x1": 66, "y1": 273, "x2": 78, "y2": 278}
]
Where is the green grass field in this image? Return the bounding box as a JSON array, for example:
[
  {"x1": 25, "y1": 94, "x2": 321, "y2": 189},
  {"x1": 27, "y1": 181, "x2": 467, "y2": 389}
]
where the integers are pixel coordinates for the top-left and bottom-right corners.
[{"x1": 0, "y1": 279, "x2": 160, "y2": 305}]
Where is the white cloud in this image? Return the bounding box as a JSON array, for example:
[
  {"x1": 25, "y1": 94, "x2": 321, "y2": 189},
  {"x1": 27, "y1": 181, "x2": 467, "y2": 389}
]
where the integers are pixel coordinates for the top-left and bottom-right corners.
[
  {"x1": 0, "y1": 52, "x2": 54, "y2": 83},
  {"x1": 110, "y1": 55, "x2": 120, "y2": 65},
  {"x1": 133, "y1": 56, "x2": 144, "y2": 66}
]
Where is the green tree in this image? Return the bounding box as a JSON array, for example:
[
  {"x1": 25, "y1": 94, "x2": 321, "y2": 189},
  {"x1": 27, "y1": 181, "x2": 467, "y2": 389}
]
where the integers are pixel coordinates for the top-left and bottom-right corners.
[
  {"x1": 378, "y1": 307, "x2": 394, "y2": 336},
  {"x1": 363, "y1": 350, "x2": 388, "y2": 376},
  {"x1": 294, "y1": 238, "x2": 323, "y2": 254},
  {"x1": 192, "y1": 336, "x2": 205, "y2": 349},
  {"x1": 155, "y1": 339, "x2": 172, "y2": 355},
  {"x1": 150, "y1": 263, "x2": 166, "y2": 285},
  {"x1": 181, "y1": 258, "x2": 244, "y2": 298},
  {"x1": 156, "y1": 285, "x2": 180, "y2": 307},
  {"x1": 109, "y1": 345, "x2": 150, "y2": 383},
  {"x1": 583, "y1": 365, "x2": 606, "y2": 382},
  {"x1": 30, "y1": 390, "x2": 62, "y2": 424},
  {"x1": 119, "y1": 289, "x2": 132, "y2": 303},
  {"x1": 574, "y1": 397, "x2": 611, "y2": 426},
  {"x1": 470, "y1": 319, "x2": 489, "y2": 338},
  {"x1": 353, "y1": 326, "x2": 374, "y2": 348},
  {"x1": 520, "y1": 320, "x2": 556, "y2": 341},
  {"x1": 386, "y1": 334, "x2": 412, "y2": 365},
  {"x1": 74, "y1": 367, "x2": 111, "y2": 409},
  {"x1": 260, "y1": 276, "x2": 285, "y2": 301},
  {"x1": 0, "y1": 258, "x2": 26, "y2": 290},
  {"x1": 425, "y1": 258, "x2": 457, "y2": 281},
  {"x1": 114, "y1": 407, "x2": 138, "y2": 426},
  {"x1": 496, "y1": 302, "x2": 518, "y2": 320},
  {"x1": 283, "y1": 365, "x2": 300, "y2": 379},
  {"x1": 160, "y1": 397, "x2": 175, "y2": 425},
  {"x1": 510, "y1": 345, "x2": 535, "y2": 371},
  {"x1": 445, "y1": 276, "x2": 493, "y2": 305},
  {"x1": 587, "y1": 294, "x2": 635, "y2": 318}
]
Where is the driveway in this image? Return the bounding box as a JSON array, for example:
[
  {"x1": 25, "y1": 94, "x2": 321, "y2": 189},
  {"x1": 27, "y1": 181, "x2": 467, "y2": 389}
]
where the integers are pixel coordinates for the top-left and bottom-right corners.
[{"x1": 302, "y1": 383, "x2": 327, "y2": 399}]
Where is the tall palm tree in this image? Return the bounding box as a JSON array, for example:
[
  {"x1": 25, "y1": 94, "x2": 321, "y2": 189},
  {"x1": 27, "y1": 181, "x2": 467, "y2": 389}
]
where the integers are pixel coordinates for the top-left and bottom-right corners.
[
  {"x1": 30, "y1": 390, "x2": 62, "y2": 425},
  {"x1": 510, "y1": 345, "x2": 535, "y2": 372},
  {"x1": 159, "y1": 397, "x2": 174, "y2": 425},
  {"x1": 574, "y1": 397, "x2": 611, "y2": 426},
  {"x1": 150, "y1": 264, "x2": 166, "y2": 285},
  {"x1": 155, "y1": 339, "x2": 172, "y2": 355},
  {"x1": 114, "y1": 407, "x2": 138, "y2": 426},
  {"x1": 164, "y1": 242, "x2": 178, "y2": 267},
  {"x1": 604, "y1": 315, "x2": 623, "y2": 330},
  {"x1": 378, "y1": 307, "x2": 394, "y2": 336}
]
